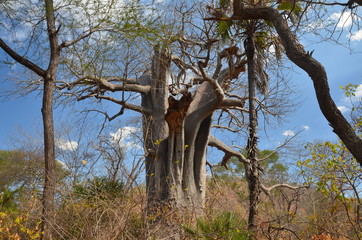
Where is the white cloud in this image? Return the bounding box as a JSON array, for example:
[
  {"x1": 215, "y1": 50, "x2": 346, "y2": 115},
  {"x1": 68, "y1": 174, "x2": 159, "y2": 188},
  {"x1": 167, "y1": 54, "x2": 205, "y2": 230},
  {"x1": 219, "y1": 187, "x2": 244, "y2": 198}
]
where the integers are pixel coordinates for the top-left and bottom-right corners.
[
  {"x1": 282, "y1": 130, "x2": 295, "y2": 137},
  {"x1": 303, "y1": 125, "x2": 310, "y2": 130},
  {"x1": 305, "y1": 11, "x2": 360, "y2": 35},
  {"x1": 56, "y1": 139, "x2": 79, "y2": 151},
  {"x1": 337, "y1": 105, "x2": 350, "y2": 113},
  {"x1": 330, "y1": 12, "x2": 354, "y2": 29},
  {"x1": 349, "y1": 30, "x2": 362, "y2": 41},
  {"x1": 110, "y1": 126, "x2": 142, "y2": 150},
  {"x1": 56, "y1": 160, "x2": 69, "y2": 169},
  {"x1": 268, "y1": 44, "x2": 276, "y2": 54},
  {"x1": 110, "y1": 126, "x2": 139, "y2": 141}
]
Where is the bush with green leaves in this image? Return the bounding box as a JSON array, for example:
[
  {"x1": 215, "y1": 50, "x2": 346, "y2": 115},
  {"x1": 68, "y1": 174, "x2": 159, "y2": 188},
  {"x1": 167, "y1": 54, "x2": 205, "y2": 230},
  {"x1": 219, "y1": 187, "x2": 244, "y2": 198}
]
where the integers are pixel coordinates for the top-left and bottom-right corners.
[
  {"x1": 298, "y1": 140, "x2": 362, "y2": 238},
  {"x1": 184, "y1": 211, "x2": 250, "y2": 240},
  {"x1": 213, "y1": 150, "x2": 288, "y2": 184}
]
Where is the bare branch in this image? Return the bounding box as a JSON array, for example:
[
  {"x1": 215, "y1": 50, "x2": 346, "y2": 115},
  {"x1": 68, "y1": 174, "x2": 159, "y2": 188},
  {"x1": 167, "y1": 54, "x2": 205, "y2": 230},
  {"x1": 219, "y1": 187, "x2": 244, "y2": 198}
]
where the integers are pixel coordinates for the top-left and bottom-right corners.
[
  {"x1": 302, "y1": 0, "x2": 353, "y2": 8},
  {"x1": 257, "y1": 131, "x2": 301, "y2": 162},
  {"x1": 59, "y1": 27, "x2": 100, "y2": 49},
  {"x1": 208, "y1": 135, "x2": 249, "y2": 164},
  {"x1": 0, "y1": 38, "x2": 46, "y2": 77},
  {"x1": 213, "y1": 47, "x2": 245, "y2": 79},
  {"x1": 198, "y1": 61, "x2": 225, "y2": 107},
  {"x1": 224, "y1": 92, "x2": 246, "y2": 99},
  {"x1": 94, "y1": 95, "x2": 152, "y2": 114},
  {"x1": 266, "y1": 225, "x2": 302, "y2": 240},
  {"x1": 171, "y1": 54, "x2": 201, "y2": 76},
  {"x1": 261, "y1": 183, "x2": 309, "y2": 192},
  {"x1": 221, "y1": 97, "x2": 248, "y2": 109},
  {"x1": 255, "y1": 97, "x2": 279, "y2": 116},
  {"x1": 86, "y1": 108, "x2": 125, "y2": 122},
  {"x1": 223, "y1": 109, "x2": 245, "y2": 127},
  {"x1": 62, "y1": 75, "x2": 150, "y2": 93},
  {"x1": 211, "y1": 125, "x2": 240, "y2": 133}
]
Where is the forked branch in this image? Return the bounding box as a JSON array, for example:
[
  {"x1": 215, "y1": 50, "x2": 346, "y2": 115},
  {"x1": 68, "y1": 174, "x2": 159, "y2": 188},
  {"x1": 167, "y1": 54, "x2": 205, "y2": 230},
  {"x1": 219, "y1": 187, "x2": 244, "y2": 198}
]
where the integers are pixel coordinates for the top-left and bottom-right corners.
[
  {"x1": 62, "y1": 75, "x2": 150, "y2": 93},
  {"x1": 208, "y1": 135, "x2": 249, "y2": 164}
]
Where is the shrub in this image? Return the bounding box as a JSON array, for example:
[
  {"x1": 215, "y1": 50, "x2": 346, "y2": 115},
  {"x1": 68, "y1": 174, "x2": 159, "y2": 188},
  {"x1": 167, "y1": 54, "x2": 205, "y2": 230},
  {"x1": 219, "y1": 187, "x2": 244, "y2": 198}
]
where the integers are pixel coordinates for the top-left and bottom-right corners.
[{"x1": 184, "y1": 211, "x2": 250, "y2": 240}]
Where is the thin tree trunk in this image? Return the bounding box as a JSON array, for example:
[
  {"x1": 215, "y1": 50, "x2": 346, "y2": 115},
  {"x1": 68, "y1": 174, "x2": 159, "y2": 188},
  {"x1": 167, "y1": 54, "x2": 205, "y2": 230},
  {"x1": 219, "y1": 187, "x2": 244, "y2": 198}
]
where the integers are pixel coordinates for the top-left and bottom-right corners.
[
  {"x1": 41, "y1": 77, "x2": 56, "y2": 240},
  {"x1": 245, "y1": 33, "x2": 261, "y2": 238},
  {"x1": 0, "y1": 0, "x2": 59, "y2": 237},
  {"x1": 41, "y1": 0, "x2": 59, "y2": 238},
  {"x1": 0, "y1": 33, "x2": 58, "y2": 240}
]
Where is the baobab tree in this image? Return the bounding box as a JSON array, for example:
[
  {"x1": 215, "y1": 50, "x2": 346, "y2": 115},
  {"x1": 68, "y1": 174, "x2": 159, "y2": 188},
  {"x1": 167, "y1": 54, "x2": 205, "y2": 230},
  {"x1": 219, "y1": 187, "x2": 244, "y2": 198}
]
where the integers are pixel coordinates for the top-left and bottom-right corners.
[
  {"x1": 60, "y1": 5, "x2": 245, "y2": 210},
  {"x1": 62, "y1": 2, "x2": 294, "y2": 216},
  {"x1": 65, "y1": 47, "x2": 247, "y2": 210},
  {"x1": 63, "y1": 2, "x2": 362, "y2": 238}
]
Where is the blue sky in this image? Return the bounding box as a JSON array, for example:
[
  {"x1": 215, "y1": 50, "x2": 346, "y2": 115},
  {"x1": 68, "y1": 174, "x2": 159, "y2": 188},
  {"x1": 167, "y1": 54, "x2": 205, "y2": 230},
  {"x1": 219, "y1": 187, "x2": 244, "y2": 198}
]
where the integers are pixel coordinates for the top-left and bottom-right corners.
[
  {"x1": 268, "y1": 40, "x2": 362, "y2": 140},
  {"x1": 0, "y1": 4, "x2": 361, "y2": 157}
]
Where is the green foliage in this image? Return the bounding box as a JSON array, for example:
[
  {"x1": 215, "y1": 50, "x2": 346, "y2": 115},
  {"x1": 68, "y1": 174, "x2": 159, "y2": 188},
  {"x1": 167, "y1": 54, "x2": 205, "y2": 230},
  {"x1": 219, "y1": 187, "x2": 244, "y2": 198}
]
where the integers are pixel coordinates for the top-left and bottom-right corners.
[
  {"x1": 74, "y1": 176, "x2": 125, "y2": 200},
  {"x1": 218, "y1": 20, "x2": 233, "y2": 39},
  {"x1": 0, "y1": 211, "x2": 41, "y2": 240},
  {"x1": 184, "y1": 211, "x2": 250, "y2": 240},
  {"x1": 0, "y1": 150, "x2": 28, "y2": 190},
  {"x1": 299, "y1": 83, "x2": 362, "y2": 198},
  {"x1": 215, "y1": 0, "x2": 233, "y2": 39},
  {"x1": 259, "y1": 150, "x2": 289, "y2": 182},
  {"x1": 255, "y1": 31, "x2": 271, "y2": 49},
  {"x1": 340, "y1": 83, "x2": 360, "y2": 97},
  {"x1": 118, "y1": 3, "x2": 163, "y2": 41},
  {"x1": 298, "y1": 141, "x2": 361, "y2": 197},
  {"x1": 0, "y1": 149, "x2": 69, "y2": 187},
  {"x1": 0, "y1": 150, "x2": 43, "y2": 212},
  {"x1": 340, "y1": 84, "x2": 362, "y2": 133},
  {"x1": 212, "y1": 157, "x2": 243, "y2": 178},
  {"x1": 298, "y1": 140, "x2": 362, "y2": 239},
  {"x1": 213, "y1": 149, "x2": 288, "y2": 183},
  {"x1": 277, "y1": 0, "x2": 303, "y2": 16},
  {"x1": 219, "y1": 0, "x2": 229, "y2": 8},
  {"x1": 0, "y1": 188, "x2": 19, "y2": 212}
]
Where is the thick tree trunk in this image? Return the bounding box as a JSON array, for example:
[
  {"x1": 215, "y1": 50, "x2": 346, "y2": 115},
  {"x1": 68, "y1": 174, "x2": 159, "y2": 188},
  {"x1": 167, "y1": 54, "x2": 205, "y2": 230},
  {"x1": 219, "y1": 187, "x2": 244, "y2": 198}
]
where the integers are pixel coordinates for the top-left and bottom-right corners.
[
  {"x1": 142, "y1": 47, "x2": 217, "y2": 211},
  {"x1": 245, "y1": 34, "x2": 261, "y2": 238}
]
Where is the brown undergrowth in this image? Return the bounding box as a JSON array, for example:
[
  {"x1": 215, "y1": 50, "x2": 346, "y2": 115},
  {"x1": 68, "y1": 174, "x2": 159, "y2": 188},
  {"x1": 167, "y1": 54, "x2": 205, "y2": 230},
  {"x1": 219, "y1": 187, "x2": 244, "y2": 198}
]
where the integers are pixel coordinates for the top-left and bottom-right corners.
[{"x1": 1, "y1": 177, "x2": 359, "y2": 239}]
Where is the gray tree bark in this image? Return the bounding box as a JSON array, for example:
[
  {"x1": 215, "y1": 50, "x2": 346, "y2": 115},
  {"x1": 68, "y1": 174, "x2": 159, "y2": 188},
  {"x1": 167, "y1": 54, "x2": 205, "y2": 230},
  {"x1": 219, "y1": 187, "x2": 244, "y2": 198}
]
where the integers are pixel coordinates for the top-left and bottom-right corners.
[
  {"x1": 138, "y1": 45, "x2": 247, "y2": 211},
  {"x1": 141, "y1": 47, "x2": 214, "y2": 210}
]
